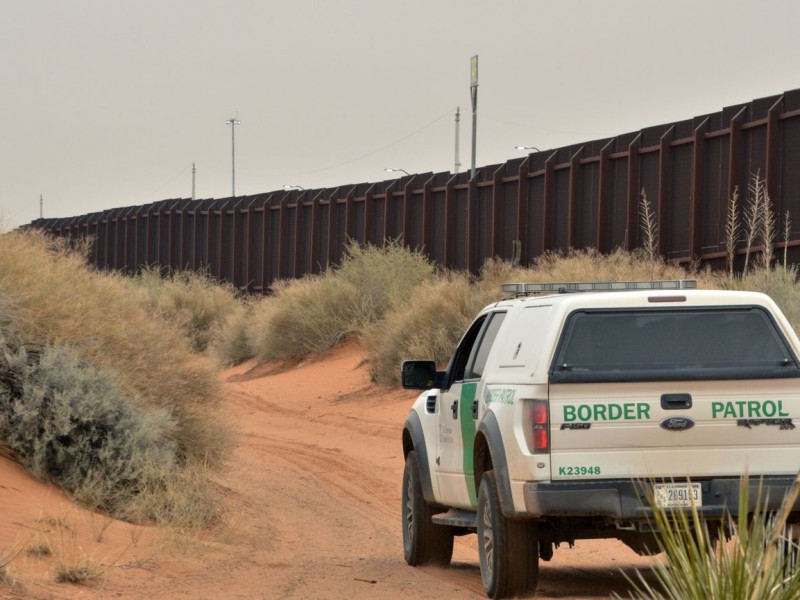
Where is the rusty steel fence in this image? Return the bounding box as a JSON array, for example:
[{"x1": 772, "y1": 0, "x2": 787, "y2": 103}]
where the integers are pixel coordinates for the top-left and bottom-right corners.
[{"x1": 30, "y1": 88, "x2": 800, "y2": 292}]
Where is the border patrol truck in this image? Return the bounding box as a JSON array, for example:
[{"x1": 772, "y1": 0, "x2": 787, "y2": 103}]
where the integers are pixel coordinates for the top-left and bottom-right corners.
[{"x1": 401, "y1": 281, "x2": 800, "y2": 598}]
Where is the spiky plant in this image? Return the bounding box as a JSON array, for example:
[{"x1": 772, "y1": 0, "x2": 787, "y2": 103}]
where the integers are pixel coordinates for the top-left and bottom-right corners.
[
  {"x1": 742, "y1": 172, "x2": 764, "y2": 277},
  {"x1": 625, "y1": 473, "x2": 800, "y2": 600},
  {"x1": 725, "y1": 186, "x2": 740, "y2": 280},
  {"x1": 783, "y1": 211, "x2": 792, "y2": 272},
  {"x1": 639, "y1": 188, "x2": 659, "y2": 279}
]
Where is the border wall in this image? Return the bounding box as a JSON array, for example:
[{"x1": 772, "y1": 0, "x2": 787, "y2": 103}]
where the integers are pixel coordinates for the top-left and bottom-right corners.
[{"x1": 30, "y1": 88, "x2": 800, "y2": 292}]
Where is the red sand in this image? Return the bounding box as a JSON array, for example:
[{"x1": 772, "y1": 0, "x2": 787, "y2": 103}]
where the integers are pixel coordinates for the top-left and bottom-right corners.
[{"x1": 0, "y1": 342, "x2": 654, "y2": 599}]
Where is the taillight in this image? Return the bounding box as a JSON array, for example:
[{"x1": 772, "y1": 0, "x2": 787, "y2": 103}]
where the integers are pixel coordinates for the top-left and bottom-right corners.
[{"x1": 528, "y1": 400, "x2": 550, "y2": 454}]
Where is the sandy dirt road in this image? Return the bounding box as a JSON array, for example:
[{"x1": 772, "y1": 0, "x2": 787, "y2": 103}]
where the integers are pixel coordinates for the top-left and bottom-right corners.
[{"x1": 0, "y1": 342, "x2": 657, "y2": 599}]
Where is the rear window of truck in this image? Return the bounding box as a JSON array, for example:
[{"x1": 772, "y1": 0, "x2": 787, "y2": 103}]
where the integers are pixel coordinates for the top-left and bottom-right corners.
[{"x1": 550, "y1": 307, "x2": 800, "y2": 383}]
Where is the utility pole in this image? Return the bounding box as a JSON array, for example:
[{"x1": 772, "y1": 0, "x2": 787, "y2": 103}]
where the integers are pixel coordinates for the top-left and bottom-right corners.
[
  {"x1": 454, "y1": 107, "x2": 461, "y2": 174},
  {"x1": 470, "y1": 55, "x2": 479, "y2": 180},
  {"x1": 226, "y1": 115, "x2": 241, "y2": 197},
  {"x1": 39, "y1": 194, "x2": 43, "y2": 219},
  {"x1": 191, "y1": 162, "x2": 196, "y2": 200}
]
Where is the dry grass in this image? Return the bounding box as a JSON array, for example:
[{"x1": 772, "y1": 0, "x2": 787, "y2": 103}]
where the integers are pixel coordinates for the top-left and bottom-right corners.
[
  {"x1": 0, "y1": 230, "x2": 231, "y2": 468},
  {"x1": 0, "y1": 230, "x2": 231, "y2": 527},
  {"x1": 209, "y1": 299, "x2": 252, "y2": 367},
  {"x1": 0, "y1": 539, "x2": 25, "y2": 588},
  {"x1": 244, "y1": 240, "x2": 436, "y2": 363},
  {"x1": 26, "y1": 542, "x2": 53, "y2": 558},
  {"x1": 135, "y1": 267, "x2": 243, "y2": 353},
  {"x1": 364, "y1": 249, "x2": 701, "y2": 385}
]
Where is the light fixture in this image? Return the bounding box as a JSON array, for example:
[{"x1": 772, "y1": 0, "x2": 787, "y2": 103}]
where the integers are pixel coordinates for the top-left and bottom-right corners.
[
  {"x1": 514, "y1": 146, "x2": 541, "y2": 152},
  {"x1": 283, "y1": 185, "x2": 306, "y2": 191},
  {"x1": 384, "y1": 168, "x2": 410, "y2": 176}
]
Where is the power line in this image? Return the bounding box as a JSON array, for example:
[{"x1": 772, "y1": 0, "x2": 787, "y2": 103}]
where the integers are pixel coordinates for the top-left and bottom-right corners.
[{"x1": 279, "y1": 107, "x2": 457, "y2": 178}]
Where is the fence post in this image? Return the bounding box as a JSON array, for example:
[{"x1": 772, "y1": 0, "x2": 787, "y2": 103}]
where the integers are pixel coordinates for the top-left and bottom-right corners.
[
  {"x1": 691, "y1": 118, "x2": 710, "y2": 259},
  {"x1": 766, "y1": 95, "x2": 784, "y2": 205},
  {"x1": 542, "y1": 151, "x2": 557, "y2": 254},
  {"x1": 626, "y1": 133, "x2": 642, "y2": 251},
  {"x1": 515, "y1": 157, "x2": 531, "y2": 266},
  {"x1": 567, "y1": 146, "x2": 584, "y2": 248},
  {"x1": 597, "y1": 139, "x2": 614, "y2": 252},
  {"x1": 422, "y1": 175, "x2": 434, "y2": 253},
  {"x1": 657, "y1": 126, "x2": 675, "y2": 256}
]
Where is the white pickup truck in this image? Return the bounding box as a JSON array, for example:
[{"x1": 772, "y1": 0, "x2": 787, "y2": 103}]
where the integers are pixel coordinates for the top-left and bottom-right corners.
[{"x1": 400, "y1": 280, "x2": 800, "y2": 598}]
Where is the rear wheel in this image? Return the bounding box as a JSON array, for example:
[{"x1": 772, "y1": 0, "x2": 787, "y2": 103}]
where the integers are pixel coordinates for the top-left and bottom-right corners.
[
  {"x1": 402, "y1": 450, "x2": 454, "y2": 566},
  {"x1": 477, "y1": 470, "x2": 539, "y2": 598}
]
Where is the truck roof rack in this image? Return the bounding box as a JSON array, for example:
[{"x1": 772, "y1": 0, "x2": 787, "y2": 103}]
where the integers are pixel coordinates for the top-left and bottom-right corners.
[{"x1": 501, "y1": 279, "x2": 697, "y2": 296}]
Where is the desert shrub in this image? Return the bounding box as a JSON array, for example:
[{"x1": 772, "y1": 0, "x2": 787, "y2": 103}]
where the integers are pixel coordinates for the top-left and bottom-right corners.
[
  {"x1": 209, "y1": 300, "x2": 254, "y2": 367},
  {"x1": 121, "y1": 459, "x2": 222, "y2": 529},
  {"x1": 334, "y1": 239, "x2": 437, "y2": 327},
  {"x1": 626, "y1": 475, "x2": 800, "y2": 599},
  {"x1": 135, "y1": 267, "x2": 244, "y2": 352},
  {"x1": 364, "y1": 272, "x2": 486, "y2": 384},
  {"x1": 0, "y1": 339, "x2": 177, "y2": 516},
  {"x1": 248, "y1": 274, "x2": 360, "y2": 360},
  {"x1": 0, "y1": 230, "x2": 230, "y2": 468},
  {"x1": 247, "y1": 240, "x2": 436, "y2": 362},
  {"x1": 531, "y1": 248, "x2": 693, "y2": 284},
  {"x1": 364, "y1": 249, "x2": 700, "y2": 385},
  {"x1": 715, "y1": 266, "x2": 800, "y2": 335}
]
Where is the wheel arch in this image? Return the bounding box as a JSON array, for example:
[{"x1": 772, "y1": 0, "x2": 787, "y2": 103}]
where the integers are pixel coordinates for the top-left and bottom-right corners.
[
  {"x1": 403, "y1": 411, "x2": 436, "y2": 504},
  {"x1": 475, "y1": 411, "x2": 518, "y2": 517}
]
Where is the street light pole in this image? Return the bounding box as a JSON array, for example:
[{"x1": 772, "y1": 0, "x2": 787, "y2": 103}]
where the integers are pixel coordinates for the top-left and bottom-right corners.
[
  {"x1": 470, "y1": 55, "x2": 478, "y2": 180},
  {"x1": 226, "y1": 116, "x2": 241, "y2": 197},
  {"x1": 454, "y1": 107, "x2": 461, "y2": 174}
]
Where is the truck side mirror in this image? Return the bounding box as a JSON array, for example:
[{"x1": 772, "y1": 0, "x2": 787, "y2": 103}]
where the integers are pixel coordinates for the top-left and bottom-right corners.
[{"x1": 401, "y1": 360, "x2": 440, "y2": 390}]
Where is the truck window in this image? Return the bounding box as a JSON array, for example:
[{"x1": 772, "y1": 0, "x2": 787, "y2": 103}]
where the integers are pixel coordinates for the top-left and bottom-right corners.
[
  {"x1": 551, "y1": 307, "x2": 800, "y2": 383},
  {"x1": 448, "y1": 315, "x2": 488, "y2": 385},
  {"x1": 467, "y1": 312, "x2": 506, "y2": 379}
]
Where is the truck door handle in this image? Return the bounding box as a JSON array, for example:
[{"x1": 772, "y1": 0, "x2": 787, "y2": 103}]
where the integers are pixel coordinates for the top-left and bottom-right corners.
[
  {"x1": 451, "y1": 400, "x2": 458, "y2": 419},
  {"x1": 661, "y1": 393, "x2": 692, "y2": 410},
  {"x1": 472, "y1": 400, "x2": 479, "y2": 419}
]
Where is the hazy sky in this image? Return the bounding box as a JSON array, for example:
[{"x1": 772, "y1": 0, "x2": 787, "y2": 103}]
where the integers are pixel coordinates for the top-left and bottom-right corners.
[{"x1": 2, "y1": 0, "x2": 799, "y2": 228}]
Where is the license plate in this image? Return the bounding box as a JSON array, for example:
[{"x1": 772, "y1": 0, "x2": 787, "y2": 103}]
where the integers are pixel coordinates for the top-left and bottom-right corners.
[{"x1": 654, "y1": 482, "x2": 702, "y2": 508}]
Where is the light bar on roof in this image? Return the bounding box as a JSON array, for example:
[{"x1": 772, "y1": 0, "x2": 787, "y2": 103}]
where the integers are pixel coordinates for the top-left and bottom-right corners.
[{"x1": 501, "y1": 280, "x2": 697, "y2": 295}]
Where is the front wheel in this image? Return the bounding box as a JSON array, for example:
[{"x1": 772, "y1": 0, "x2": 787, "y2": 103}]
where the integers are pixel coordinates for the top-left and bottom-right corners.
[
  {"x1": 402, "y1": 450, "x2": 454, "y2": 566},
  {"x1": 477, "y1": 470, "x2": 539, "y2": 598}
]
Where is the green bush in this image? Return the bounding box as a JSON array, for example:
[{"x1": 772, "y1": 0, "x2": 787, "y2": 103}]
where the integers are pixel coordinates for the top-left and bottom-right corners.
[{"x1": 0, "y1": 340, "x2": 177, "y2": 516}]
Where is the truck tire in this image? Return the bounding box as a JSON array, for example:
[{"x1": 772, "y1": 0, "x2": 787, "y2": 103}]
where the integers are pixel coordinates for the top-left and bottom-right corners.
[
  {"x1": 477, "y1": 470, "x2": 539, "y2": 598},
  {"x1": 402, "y1": 450, "x2": 454, "y2": 566}
]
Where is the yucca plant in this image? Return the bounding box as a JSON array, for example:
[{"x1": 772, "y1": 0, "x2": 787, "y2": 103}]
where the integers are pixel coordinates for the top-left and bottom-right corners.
[{"x1": 625, "y1": 472, "x2": 800, "y2": 599}]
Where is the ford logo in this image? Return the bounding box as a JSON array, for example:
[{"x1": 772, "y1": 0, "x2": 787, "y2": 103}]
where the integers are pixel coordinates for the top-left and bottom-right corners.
[{"x1": 660, "y1": 417, "x2": 695, "y2": 431}]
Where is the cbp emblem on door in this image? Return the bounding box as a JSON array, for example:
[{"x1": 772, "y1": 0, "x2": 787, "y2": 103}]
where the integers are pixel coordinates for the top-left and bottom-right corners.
[{"x1": 660, "y1": 417, "x2": 695, "y2": 431}]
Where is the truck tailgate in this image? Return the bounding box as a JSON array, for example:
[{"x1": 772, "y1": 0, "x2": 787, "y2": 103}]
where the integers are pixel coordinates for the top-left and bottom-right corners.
[{"x1": 549, "y1": 378, "x2": 800, "y2": 480}]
